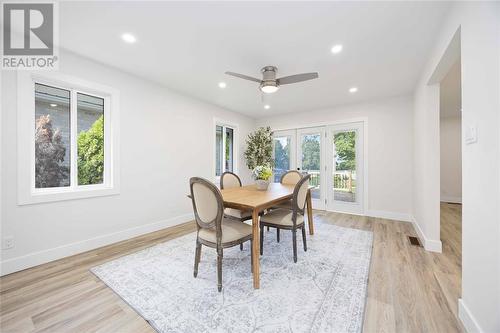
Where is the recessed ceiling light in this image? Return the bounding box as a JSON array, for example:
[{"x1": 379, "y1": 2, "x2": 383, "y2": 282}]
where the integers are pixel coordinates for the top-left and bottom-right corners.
[
  {"x1": 121, "y1": 33, "x2": 137, "y2": 43},
  {"x1": 218, "y1": 82, "x2": 227, "y2": 89},
  {"x1": 50, "y1": 103, "x2": 57, "y2": 107},
  {"x1": 264, "y1": 104, "x2": 270, "y2": 110},
  {"x1": 331, "y1": 44, "x2": 343, "y2": 54},
  {"x1": 349, "y1": 87, "x2": 358, "y2": 93}
]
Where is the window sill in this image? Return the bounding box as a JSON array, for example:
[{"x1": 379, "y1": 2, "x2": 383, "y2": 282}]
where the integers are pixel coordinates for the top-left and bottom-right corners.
[{"x1": 18, "y1": 186, "x2": 120, "y2": 205}]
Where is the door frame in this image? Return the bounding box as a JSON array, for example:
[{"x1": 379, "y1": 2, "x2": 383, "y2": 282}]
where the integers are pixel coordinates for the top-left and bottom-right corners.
[{"x1": 271, "y1": 117, "x2": 368, "y2": 214}]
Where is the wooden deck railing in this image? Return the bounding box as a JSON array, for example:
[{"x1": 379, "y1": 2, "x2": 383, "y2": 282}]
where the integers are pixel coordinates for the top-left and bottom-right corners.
[{"x1": 273, "y1": 169, "x2": 356, "y2": 193}]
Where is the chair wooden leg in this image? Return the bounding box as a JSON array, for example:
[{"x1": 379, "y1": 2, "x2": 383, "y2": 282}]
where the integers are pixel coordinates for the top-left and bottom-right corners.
[
  {"x1": 277, "y1": 228, "x2": 280, "y2": 243},
  {"x1": 260, "y1": 225, "x2": 264, "y2": 255},
  {"x1": 240, "y1": 243, "x2": 243, "y2": 251},
  {"x1": 292, "y1": 229, "x2": 298, "y2": 263},
  {"x1": 267, "y1": 226, "x2": 270, "y2": 232},
  {"x1": 194, "y1": 241, "x2": 201, "y2": 278},
  {"x1": 217, "y1": 248, "x2": 223, "y2": 292},
  {"x1": 250, "y1": 240, "x2": 254, "y2": 273},
  {"x1": 302, "y1": 226, "x2": 307, "y2": 251}
]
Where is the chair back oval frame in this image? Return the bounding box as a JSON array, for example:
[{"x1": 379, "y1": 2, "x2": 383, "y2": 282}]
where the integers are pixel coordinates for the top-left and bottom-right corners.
[{"x1": 220, "y1": 171, "x2": 242, "y2": 189}]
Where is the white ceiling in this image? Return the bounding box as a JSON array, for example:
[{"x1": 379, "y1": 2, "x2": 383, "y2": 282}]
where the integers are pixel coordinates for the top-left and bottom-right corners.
[{"x1": 59, "y1": 1, "x2": 450, "y2": 118}]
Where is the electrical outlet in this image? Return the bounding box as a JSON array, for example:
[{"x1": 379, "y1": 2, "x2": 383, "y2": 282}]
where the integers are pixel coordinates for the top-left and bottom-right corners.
[{"x1": 2, "y1": 236, "x2": 14, "y2": 250}]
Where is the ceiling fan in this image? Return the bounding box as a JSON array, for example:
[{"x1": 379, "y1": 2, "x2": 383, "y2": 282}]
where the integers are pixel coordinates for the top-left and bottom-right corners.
[{"x1": 225, "y1": 66, "x2": 319, "y2": 94}]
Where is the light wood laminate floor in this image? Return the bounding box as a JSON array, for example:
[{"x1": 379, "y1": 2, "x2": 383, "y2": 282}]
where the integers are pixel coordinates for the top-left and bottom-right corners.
[{"x1": 0, "y1": 204, "x2": 462, "y2": 333}]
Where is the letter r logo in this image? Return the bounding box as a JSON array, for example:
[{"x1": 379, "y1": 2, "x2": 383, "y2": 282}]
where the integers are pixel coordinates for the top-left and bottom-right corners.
[{"x1": 3, "y1": 3, "x2": 54, "y2": 56}]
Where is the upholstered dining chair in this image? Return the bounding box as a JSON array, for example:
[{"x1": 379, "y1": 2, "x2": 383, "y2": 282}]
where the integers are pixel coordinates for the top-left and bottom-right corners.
[
  {"x1": 260, "y1": 174, "x2": 311, "y2": 263},
  {"x1": 273, "y1": 170, "x2": 303, "y2": 210},
  {"x1": 220, "y1": 172, "x2": 253, "y2": 250},
  {"x1": 190, "y1": 177, "x2": 253, "y2": 292},
  {"x1": 269, "y1": 170, "x2": 303, "y2": 241},
  {"x1": 220, "y1": 172, "x2": 252, "y2": 222}
]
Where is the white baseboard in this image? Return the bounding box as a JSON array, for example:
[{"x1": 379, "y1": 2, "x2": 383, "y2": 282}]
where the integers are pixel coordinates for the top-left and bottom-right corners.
[
  {"x1": 364, "y1": 211, "x2": 443, "y2": 252},
  {"x1": 365, "y1": 210, "x2": 413, "y2": 222},
  {"x1": 459, "y1": 299, "x2": 484, "y2": 333},
  {"x1": 411, "y1": 216, "x2": 442, "y2": 253},
  {"x1": 0, "y1": 213, "x2": 194, "y2": 276},
  {"x1": 441, "y1": 195, "x2": 462, "y2": 204}
]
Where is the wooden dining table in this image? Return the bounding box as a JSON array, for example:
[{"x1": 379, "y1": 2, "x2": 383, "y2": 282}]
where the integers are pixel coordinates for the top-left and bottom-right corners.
[{"x1": 220, "y1": 183, "x2": 315, "y2": 289}]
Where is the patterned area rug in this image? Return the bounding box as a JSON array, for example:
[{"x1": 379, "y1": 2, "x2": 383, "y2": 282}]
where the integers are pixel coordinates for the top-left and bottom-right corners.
[{"x1": 91, "y1": 223, "x2": 373, "y2": 333}]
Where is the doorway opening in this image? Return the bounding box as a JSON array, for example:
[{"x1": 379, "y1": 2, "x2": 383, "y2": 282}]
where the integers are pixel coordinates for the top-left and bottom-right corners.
[
  {"x1": 439, "y1": 54, "x2": 462, "y2": 268},
  {"x1": 436, "y1": 31, "x2": 462, "y2": 319}
]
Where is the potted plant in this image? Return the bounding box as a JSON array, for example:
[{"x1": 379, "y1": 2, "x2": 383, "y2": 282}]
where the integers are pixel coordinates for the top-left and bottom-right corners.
[
  {"x1": 244, "y1": 127, "x2": 274, "y2": 190},
  {"x1": 244, "y1": 126, "x2": 273, "y2": 170},
  {"x1": 252, "y1": 165, "x2": 273, "y2": 190}
]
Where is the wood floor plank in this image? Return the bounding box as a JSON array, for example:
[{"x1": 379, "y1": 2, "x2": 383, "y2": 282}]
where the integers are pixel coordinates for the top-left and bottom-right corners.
[{"x1": 0, "y1": 206, "x2": 462, "y2": 332}]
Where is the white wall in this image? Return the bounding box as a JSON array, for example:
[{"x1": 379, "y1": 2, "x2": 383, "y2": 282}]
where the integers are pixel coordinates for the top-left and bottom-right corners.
[
  {"x1": 440, "y1": 116, "x2": 462, "y2": 203},
  {"x1": 256, "y1": 95, "x2": 414, "y2": 221},
  {"x1": 413, "y1": 2, "x2": 500, "y2": 332},
  {"x1": 0, "y1": 50, "x2": 255, "y2": 275}
]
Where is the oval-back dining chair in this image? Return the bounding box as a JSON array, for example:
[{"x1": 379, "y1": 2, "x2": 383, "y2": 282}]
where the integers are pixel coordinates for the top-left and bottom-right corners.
[
  {"x1": 220, "y1": 172, "x2": 253, "y2": 250},
  {"x1": 259, "y1": 174, "x2": 311, "y2": 263},
  {"x1": 270, "y1": 170, "x2": 304, "y2": 240},
  {"x1": 280, "y1": 170, "x2": 303, "y2": 185},
  {"x1": 190, "y1": 177, "x2": 253, "y2": 291},
  {"x1": 220, "y1": 171, "x2": 242, "y2": 189}
]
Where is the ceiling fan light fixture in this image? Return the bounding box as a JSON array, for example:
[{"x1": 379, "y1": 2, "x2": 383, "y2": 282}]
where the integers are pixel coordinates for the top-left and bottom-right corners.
[
  {"x1": 260, "y1": 81, "x2": 279, "y2": 94},
  {"x1": 331, "y1": 44, "x2": 343, "y2": 54},
  {"x1": 121, "y1": 33, "x2": 137, "y2": 44},
  {"x1": 225, "y1": 66, "x2": 318, "y2": 96}
]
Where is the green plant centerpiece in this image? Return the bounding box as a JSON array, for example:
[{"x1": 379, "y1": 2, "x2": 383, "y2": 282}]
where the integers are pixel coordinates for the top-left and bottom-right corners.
[
  {"x1": 244, "y1": 126, "x2": 274, "y2": 190},
  {"x1": 244, "y1": 126, "x2": 273, "y2": 169},
  {"x1": 252, "y1": 165, "x2": 272, "y2": 190}
]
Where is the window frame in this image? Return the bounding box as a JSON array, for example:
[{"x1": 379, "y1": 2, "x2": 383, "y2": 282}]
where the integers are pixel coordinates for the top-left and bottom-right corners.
[
  {"x1": 17, "y1": 72, "x2": 120, "y2": 205},
  {"x1": 213, "y1": 118, "x2": 238, "y2": 183}
]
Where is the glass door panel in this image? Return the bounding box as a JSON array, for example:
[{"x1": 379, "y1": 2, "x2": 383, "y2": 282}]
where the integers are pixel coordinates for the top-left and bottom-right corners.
[
  {"x1": 272, "y1": 130, "x2": 296, "y2": 182},
  {"x1": 333, "y1": 130, "x2": 356, "y2": 203},
  {"x1": 297, "y1": 127, "x2": 325, "y2": 210},
  {"x1": 327, "y1": 122, "x2": 364, "y2": 214}
]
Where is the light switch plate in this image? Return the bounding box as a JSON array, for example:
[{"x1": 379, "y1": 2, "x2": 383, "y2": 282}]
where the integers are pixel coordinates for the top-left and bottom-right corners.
[{"x1": 465, "y1": 125, "x2": 477, "y2": 145}]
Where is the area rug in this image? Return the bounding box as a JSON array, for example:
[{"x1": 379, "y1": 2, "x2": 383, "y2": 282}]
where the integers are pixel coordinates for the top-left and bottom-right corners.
[{"x1": 91, "y1": 223, "x2": 373, "y2": 333}]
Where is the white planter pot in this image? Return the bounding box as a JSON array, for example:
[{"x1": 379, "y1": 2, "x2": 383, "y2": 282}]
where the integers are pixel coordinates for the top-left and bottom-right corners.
[{"x1": 255, "y1": 179, "x2": 270, "y2": 191}]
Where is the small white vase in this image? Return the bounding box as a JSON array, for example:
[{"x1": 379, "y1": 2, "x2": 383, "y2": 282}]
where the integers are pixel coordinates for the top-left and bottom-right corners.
[{"x1": 255, "y1": 179, "x2": 270, "y2": 191}]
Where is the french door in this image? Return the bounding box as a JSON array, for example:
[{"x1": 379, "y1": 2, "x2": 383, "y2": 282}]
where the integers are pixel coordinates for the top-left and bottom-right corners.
[
  {"x1": 326, "y1": 122, "x2": 364, "y2": 214},
  {"x1": 296, "y1": 127, "x2": 326, "y2": 210},
  {"x1": 273, "y1": 127, "x2": 326, "y2": 210},
  {"x1": 273, "y1": 122, "x2": 364, "y2": 214}
]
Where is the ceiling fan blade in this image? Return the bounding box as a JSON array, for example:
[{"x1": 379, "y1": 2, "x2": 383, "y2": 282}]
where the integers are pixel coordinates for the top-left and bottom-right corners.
[
  {"x1": 277, "y1": 72, "x2": 319, "y2": 85},
  {"x1": 225, "y1": 71, "x2": 261, "y2": 83}
]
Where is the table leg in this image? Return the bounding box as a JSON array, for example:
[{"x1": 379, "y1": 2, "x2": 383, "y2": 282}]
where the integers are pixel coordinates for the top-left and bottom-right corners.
[
  {"x1": 251, "y1": 208, "x2": 260, "y2": 289},
  {"x1": 306, "y1": 190, "x2": 314, "y2": 235}
]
